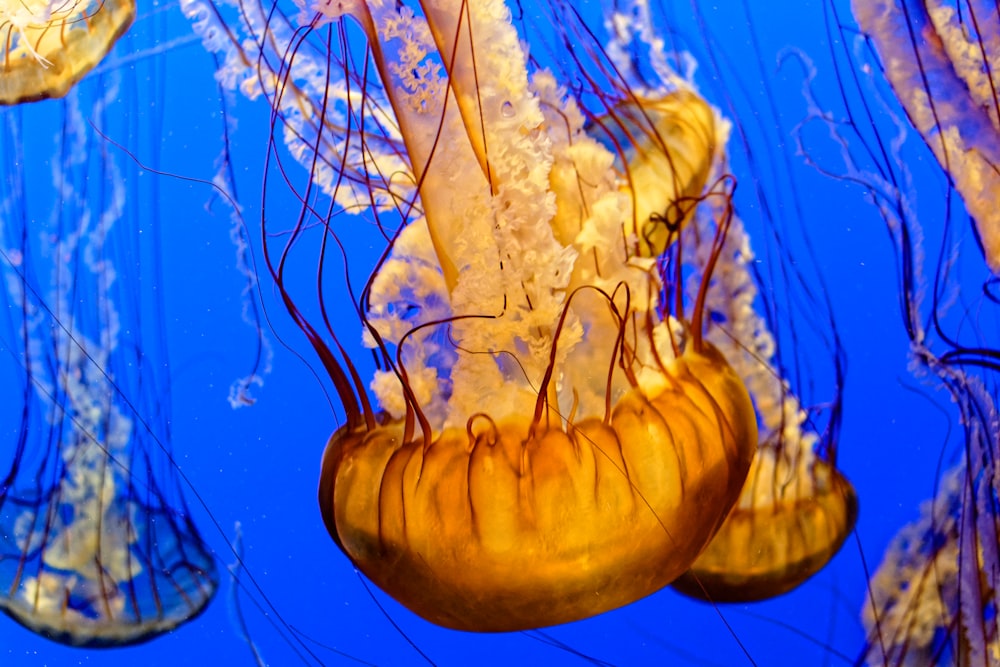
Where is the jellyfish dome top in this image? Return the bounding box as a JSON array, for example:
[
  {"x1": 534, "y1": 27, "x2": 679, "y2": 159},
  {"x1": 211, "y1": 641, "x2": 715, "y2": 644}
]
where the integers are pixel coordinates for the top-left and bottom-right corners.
[
  {"x1": 188, "y1": 0, "x2": 758, "y2": 632},
  {"x1": 0, "y1": 0, "x2": 135, "y2": 105}
]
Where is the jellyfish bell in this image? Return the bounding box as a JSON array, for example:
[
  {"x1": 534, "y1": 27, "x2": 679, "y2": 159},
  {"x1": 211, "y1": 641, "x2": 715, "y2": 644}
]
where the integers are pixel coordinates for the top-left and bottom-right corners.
[
  {"x1": 0, "y1": 484, "x2": 218, "y2": 648},
  {"x1": 319, "y1": 342, "x2": 756, "y2": 631},
  {"x1": 584, "y1": 90, "x2": 718, "y2": 258},
  {"x1": 673, "y1": 446, "x2": 858, "y2": 602},
  {"x1": 0, "y1": 0, "x2": 136, "y2": 105}
]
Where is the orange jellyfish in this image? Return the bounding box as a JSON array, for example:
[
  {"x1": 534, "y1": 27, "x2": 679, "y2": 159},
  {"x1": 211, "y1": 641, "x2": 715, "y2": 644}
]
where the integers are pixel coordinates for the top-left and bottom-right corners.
[
  {"x1": 669, "y1": 207, "x2": 858, "y2": 602},
  {"x1": 0, "y1": 70, "x2": 217, "y2": 644},
  {"x1": 0, "y1": 0, "x2": 135, "y2": 105},
  {"x1": 186, "y1": 0, "x2": 758, "y2": 632},
  {"x1": 669, "y1": 192, "x2": 858, "y2": 602},
  {"x1": 596, "y1": 0, "x2": 858, "y2": 604}
]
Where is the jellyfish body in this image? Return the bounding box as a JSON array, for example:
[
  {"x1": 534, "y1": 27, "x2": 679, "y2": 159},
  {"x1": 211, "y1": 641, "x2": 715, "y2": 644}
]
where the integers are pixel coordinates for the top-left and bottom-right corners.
[
  {"x1": 1, "y1": 482, "x2": 218, "y2": 647},
  {"x1": 671, "y1": 211, "x2": 857, "y2": 602},
  {"x1": 0, "y1": 0, "x2": 135, "y2": 105},
  {"x1": 0, "y1": 77, "x2": 217, "y2": 645},
  {"x1": 316, "y1": 0, "x2": 758, "y2": 630},
  {"x1": 597, "y1": 0, "x2": 857, "y2": 604},
  {"x1": 852, "y1": 0, "x2": 1000, "y2": 274},
  {"x1": 321, "y1": 345, "x2": 755, "y2": 631},
  {"x1": 673, "y1": 455, "x2": 857, "y2": 602},
  {"x1": 188, "y1": 0, "x2": 758, "y2": 631}
]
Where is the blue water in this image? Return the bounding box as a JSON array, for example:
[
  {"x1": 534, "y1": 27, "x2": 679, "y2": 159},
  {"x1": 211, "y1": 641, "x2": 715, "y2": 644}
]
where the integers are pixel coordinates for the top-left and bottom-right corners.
[{"x1": 0, "y1": 0, "x2": 985, "y2": 665}]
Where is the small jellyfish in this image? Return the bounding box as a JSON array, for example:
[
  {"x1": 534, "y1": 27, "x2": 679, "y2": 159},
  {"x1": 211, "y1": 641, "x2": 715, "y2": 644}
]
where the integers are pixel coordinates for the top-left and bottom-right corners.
[
  {"x1": 0, "y1": 74, "x2": 217, "y2": 645},
  {"x1": 0, "y1": 0, "x2": 136, "y2": 105}
]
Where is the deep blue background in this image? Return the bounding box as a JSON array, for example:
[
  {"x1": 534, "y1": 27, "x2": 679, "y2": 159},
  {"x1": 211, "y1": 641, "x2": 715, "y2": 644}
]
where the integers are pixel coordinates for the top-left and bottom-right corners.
[{"x1": 0, "y1": 0, "x2": 975, "y2": 664}]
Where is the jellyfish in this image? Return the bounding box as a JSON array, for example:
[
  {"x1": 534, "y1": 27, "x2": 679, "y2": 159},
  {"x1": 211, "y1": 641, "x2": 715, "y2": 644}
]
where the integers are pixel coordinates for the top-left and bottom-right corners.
[
  {"x1": 851, "y1": 0, "x2": 1000, "y2": 274},
  {"x1": 775, "y1": 0, "x2": 1000, "y2": 662},
  {"x1": 589, "y1": 0, "x2": 859, "y2": 604},
  {"x1": 669, "y1": 208, "x2": 858, "y2": 603},
  {"x1": 0, "y1": 59, "x2": 217, "y2": 645},
  {"x1": 185, "y1": 0, "x2": 765, "y2": 632},
  {"x1": 33, "y1": 0, "x2": 975, "y2": 662},
  {"x1": 0, "y1": 0, "x2": 136, "y2": 105}
]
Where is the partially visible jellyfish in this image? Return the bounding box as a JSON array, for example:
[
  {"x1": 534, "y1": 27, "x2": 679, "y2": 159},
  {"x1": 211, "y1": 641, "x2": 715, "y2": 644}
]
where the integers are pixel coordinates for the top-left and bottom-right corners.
[
  {"x1": 852, "y1": 353, "x2": 1000, "y2": 664},
  {"x1": 601, "y1": 0, "x2": 857, "y2": 603},
  {"x1": 0, "y1": 0, "x2": 136, "y2": 105},
  {"x1": 186, "y1": 0, "x2": 762, "y2": 632},
  {"x1": 862, "y1": 397, "x2": 999, "y2": 667},
  {"x1": 671, "y1": 207, "x2": 858, "y2": 602},
  {"x1": 789, "y1": 1, "x2": 1000, "y2": 662},
  {"x1": 0, "y1": 66, "x2": 218, "y2": 645},
  {"x1": 851, "y1": 0, "x2": 1000, "y2": 274}
]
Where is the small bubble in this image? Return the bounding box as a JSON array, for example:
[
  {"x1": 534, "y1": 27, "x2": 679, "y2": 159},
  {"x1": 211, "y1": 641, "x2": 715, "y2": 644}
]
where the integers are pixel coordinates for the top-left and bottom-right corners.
[{"x1": 501, "y1": 101, "x2": 515, "y2": 118}]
